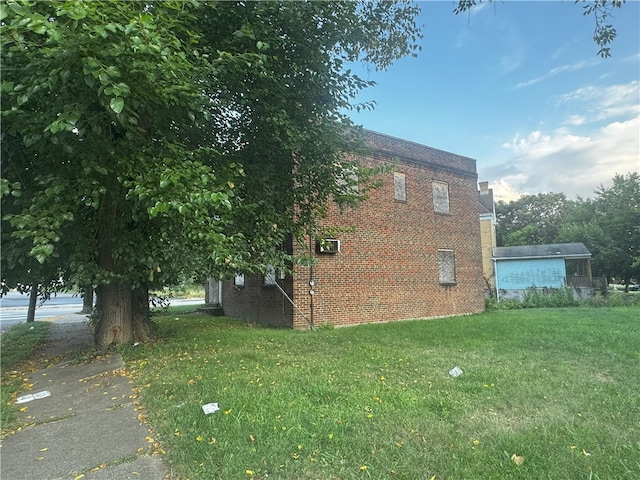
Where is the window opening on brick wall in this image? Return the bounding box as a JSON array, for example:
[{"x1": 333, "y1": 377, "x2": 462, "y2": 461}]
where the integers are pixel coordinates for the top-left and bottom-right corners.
[
  {"x1": 263, "y1": 266, "x2": 277, "y2": 286},
  {"x1": 432, "y1": 181, "x2": 450, "y2": 214},
  {"x1": 394, "y1": 172, "x2": 406, "y2": 202},
  {"x1": 437, "y1": 249, "x2": 456, "y2": 285},
  {"x1": 263, "y1": 266, "x2": 285, "y2": 285},
  {"x1": 336, "y1": 165, "x2": 359, "y2": 195}
]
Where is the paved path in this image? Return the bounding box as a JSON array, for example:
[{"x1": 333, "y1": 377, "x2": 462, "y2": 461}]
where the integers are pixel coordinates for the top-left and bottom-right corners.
[{"x1": 1, "y1": 314, "x2": 166, "y2": 480}]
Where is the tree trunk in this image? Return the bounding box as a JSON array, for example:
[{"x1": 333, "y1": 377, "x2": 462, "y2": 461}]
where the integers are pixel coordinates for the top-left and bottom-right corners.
[
  {"x1": 94, "y1": 283, "x2": 155, "y2": 349},
  {"x1": 94, "y1": 283, "x2": 134, "y2": 349},
  {"x1": 81, "y1": 286, "x2": 93, "y2": 314},
  {"x1": 93, "y1": 193, "x2": 155, "y2": 349},
  {"x1": 26, "y1": 282, "x2": 38, "y2": 323},
  {"x1": 132, "y1": 284, "x2": 154, "y2": 342}
]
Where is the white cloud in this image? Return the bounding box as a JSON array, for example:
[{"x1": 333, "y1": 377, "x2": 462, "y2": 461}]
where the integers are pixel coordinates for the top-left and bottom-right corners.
[
  {"x1": 515, "y1": 59, "x2": 598, "y2": 89},
  {"x1": 565, "y1": 115, "x2": 586, "y2": 126},
  {"x1": 556, "y1": 81, "x2": 640, "y2": 122},
  {"x1": 485, "y1": 79, "x2": 640, "y2": 200},
  {"x1": 488, "y1": 115, "x2": 639, "y2": 200}
]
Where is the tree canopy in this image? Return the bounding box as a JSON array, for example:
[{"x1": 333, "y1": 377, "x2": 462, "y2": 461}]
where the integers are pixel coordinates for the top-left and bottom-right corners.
[
  {"x1": 1, "y1": 1, "x2": 422, "y2": 347},
  {"x1": 559, "y1": 173, "x2": 640, "y2": 286},
  {"x1": 495, "y1": 192, "x2": 570, "y2": 247}
]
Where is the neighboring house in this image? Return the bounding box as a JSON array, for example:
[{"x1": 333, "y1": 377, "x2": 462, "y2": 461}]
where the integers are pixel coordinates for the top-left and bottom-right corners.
[
  {"x1": 493, "y1": 242, "x2": 596, "y2": 300},
  {"x1": 220, "y1": 129, "x2": 486, "y2": 328},
  {"x1": 478, "y1": 181, "x2": 497, "y2": 293}
]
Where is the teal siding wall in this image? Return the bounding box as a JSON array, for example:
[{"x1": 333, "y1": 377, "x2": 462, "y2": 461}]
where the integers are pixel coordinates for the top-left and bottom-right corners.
[{"x1": 495, "y1": 258, "x2": 566, "y2": 291}]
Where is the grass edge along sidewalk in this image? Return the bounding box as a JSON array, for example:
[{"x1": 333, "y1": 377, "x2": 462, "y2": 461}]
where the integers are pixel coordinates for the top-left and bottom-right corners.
[
  {"x1": 1, "y1": 322, "x2": 50, "y2": 432},
  {"x1": 118, "y1": 306, "x2": 640, "y2": 480}
]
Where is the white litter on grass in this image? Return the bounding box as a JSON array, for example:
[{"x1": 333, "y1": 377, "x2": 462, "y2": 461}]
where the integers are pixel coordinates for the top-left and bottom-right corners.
[
  {"x1": 202, "y1": 402, "x2": 220, "y2": 415},
  {"x1": 449, "y1": 366, "x2": 463, "y2": 377},
  {"x1": 17, "y1": 390, "x2": 51, "y2": 404},
  {"x1": 132, "y1": 342, "x2": 141, "y2": 347}
]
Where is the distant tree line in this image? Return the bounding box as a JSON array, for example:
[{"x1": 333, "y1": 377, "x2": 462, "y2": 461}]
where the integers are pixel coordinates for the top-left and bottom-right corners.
[{"x1": 495, "y1": 172, "x2": 640, "y2": 287}]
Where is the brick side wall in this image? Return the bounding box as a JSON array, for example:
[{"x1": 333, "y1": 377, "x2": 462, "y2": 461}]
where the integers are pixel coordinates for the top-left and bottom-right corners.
[
  {"x1": 221, "y1": 130, "x2": 485, "y2": 328},
  {"x1": 221, "y1": 275, "x2": 294, "y2": 327},
  {"x1": 364, "y1": 130, "x2": 477, "y2": 178},
  {"x1": 291, "y1": 152, "x2": 485, "y2": 328}
]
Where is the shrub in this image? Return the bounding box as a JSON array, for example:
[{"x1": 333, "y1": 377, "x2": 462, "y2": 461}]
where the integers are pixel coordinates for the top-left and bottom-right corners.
[
  {"x1": 582, "y1": 291, "x2": 640, "y2": 308},
  {"x1": 522, "y1": 286, "x2": 578, "y2": 308},
  {"x1": 487, "y1": 286, "x2": 640, "y2": 310},
  {"x1": 485, "y1": 297, "x2": 522, "y2": 311},
  {"x1": 487, "y1": 286, "x2": 578, "y2": 310}
]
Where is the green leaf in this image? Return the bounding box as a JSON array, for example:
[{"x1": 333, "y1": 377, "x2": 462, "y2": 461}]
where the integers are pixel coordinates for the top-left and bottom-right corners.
[
  {"x1": 110, "y1": 96, "x2": 124, "y2": 114},
  {"x1": 85, "y1": 57, "x2": 101, "y2": 68},
  {"x1": 8, "y1": 2, "x2": 29, "y2": 17},
  {"x1": 98, "y1": 72, "x2": 110, "y2": 84}
]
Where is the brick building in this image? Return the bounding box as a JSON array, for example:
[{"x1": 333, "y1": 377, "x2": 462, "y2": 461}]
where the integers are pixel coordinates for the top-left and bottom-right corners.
[{"x1": 221, "y1": 130, "x2": 485, "y2": 328}]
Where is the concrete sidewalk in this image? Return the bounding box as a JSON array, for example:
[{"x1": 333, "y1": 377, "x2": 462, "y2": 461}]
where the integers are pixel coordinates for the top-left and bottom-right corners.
[{"x1": 1, "y1": 314, "x2": 165, "y2": 480}]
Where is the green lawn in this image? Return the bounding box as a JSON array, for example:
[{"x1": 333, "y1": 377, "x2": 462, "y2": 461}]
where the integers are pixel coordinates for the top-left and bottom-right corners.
[
  {"x1": 123, "y1": 307, "x2": 640, "y2": 480},
  {"x1": 1, "y1": 321, "x2": 50, "y2": 432}
]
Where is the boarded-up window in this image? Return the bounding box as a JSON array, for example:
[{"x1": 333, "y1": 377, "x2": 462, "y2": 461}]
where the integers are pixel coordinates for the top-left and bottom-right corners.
[
  {"x1": 394, "y1": 172, "x2": 406, "y2": 201},
  {"x1": 437, "y1": 249, "x2": 456, "y2": 284},
  {"x1": 433, "y1": 181, "x2": 450, "y2": 214}
]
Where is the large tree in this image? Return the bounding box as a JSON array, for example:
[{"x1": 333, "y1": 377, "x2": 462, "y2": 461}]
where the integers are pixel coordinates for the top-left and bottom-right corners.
[
  {"x1": 495, "y1": 193, "x2": 571, "y2": 247},
  {"x1": 1, "y1": 1, "x2": 422, "y2": 348},
  {"x1": 559, "y1": 173, "x2": 640, "y2": 286}
]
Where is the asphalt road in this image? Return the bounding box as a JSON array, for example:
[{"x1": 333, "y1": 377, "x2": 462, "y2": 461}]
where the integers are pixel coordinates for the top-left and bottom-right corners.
[{"x1": 0, "y1": 292, "x2": 205, "y2": 332}]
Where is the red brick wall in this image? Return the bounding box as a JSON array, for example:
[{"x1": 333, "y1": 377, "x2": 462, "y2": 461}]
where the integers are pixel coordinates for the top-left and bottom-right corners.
[
  {"x1": 221, "y1": 275, "x2": 294, "y2": 327},
  {"x1": 223, "y1": 130, "x2": 485, "y2": 328},
  {"x1": 292, "y1": 131, "x2": 485, "y2": 328}
]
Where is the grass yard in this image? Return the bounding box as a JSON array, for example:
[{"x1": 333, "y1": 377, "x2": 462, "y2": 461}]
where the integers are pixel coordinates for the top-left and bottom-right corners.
[
  {"x1": 124, "y1": 307, "x2": 640, "y2": 480},
  {"x1": 1, "y1": 321, "x2": 50, "y2": 432}
]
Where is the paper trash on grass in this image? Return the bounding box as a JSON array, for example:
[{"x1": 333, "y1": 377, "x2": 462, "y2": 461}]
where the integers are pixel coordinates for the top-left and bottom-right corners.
[
  {"x1": 449, "y1": 366, "x2": 463, "y2": 377},
  {"x1": 202, "y1": 402, "x2": 220, "y2": 415},
  {"x1": 17, "y1": 390, "x2": 51, "y2": 404}
]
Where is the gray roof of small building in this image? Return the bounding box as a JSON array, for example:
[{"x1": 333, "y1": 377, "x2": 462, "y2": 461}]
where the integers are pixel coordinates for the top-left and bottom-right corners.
[{"x1": 493, "y1": 243, "x2": 591, "y2": 260}]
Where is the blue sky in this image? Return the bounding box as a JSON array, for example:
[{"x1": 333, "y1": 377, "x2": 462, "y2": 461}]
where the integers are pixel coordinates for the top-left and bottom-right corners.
[{"x1": 348, "y1": 1, "x2": 640, "y2": 201}]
